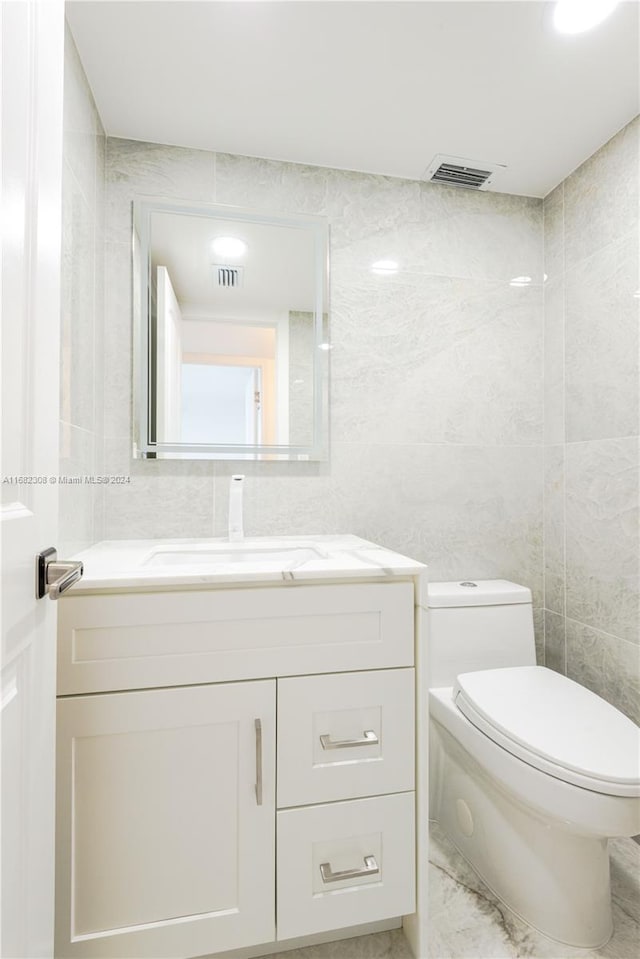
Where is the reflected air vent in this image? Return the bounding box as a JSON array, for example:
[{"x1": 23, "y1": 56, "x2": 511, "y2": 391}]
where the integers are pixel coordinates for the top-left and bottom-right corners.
[
  {"x1": 214, "y1": 265, "x2": 244, "y2": 288},
  {"x1": 424, "y1": 154, "x2": 506, "y2": 191}
]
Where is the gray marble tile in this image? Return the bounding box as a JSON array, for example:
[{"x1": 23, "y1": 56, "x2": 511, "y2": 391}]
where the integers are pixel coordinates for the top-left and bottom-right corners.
[
  {"x1": 212, "y1": 457, "x2": 334, "y2": 541},
  {"x1": 58, "y1": 423, "x2": 95, "y2": 557},
  {"x1": 213, "y1": 443, "x2": 543, "y2": 606},
  {"x1": 105, "y1": 138, "x2": 216, "y2": 246},
  {"x1": 543, "y1": 184, "x2": 563, "y2": 284},
  {"x1": 63, "y1": 24, "x2": 100, "y2": 212},
  {"x1": 533, "y1": 608, "x2": 545, "y2": 667},
  {"x1": 93, "y1": 220, "x2": 105, "y2": 440},
  {"x1": 263, "y1": 929, "x2": 413, "y2": 959},
  {"x1": 331, "y1": 275, "x2": 543, "y2": 446},
  {"x1": 92, "y1": 411, "x2": 105, "y2": 550},
  {"x1": 329, "y1": 178, "x2": 543, "y2": 284},
  {"x1": 94, "y1": 127, "x2": 106, "y2": 239},
  {"x1": 565, "y1": 438, "x2": 639, "y2": 645},
  {"x1": 92, "y1": 473, "x2": 105, "y2": 550},
  {"x1": 324, "y1": 168, "x2": 424, "y2": 251},
  {"x1": 428, "y1": 821, "x2": 640, "y2": 959},
  {"x1": 566, "y1": 619, "x2": 640, "y2": 725},
  {"x1": 391, "y1": 444, "x2": 543, "y2": 606},
  {"x1": 543, "y1": 278, "x2": 564, "y2": 447},
  {"x1": 102, "y1": 437, "x2": 215, "y2": 541},
  {"x1": 60, "y1": 29, "x2": 106, "y2": 552},
  {"x1": 61, "y1": 161, "x2": 95, "y2": 433},
  {"x1": 565, "y1": 233, "x2": 639, "y2": 443},
  {"x1": 429, "y1": 844, "x2": 519, "y2": 958},
  {"x1": 215, "y1": 152, "x2": 329, "y2": 215},
  {"x1": 103, "y1": 242, "x2": 134, "y2": 439},
  {"x1": 544, "y1": 610, "x2": 566, "y2": 675},
  {"x1": 416, "y1": 184, "x2": 543, "y2": 285},
  {"x1": 543, "y1": 445, "x2": 565, "y2": 615},
  {"x1": 564, "y1": 117, "x2": 639, "y2": 272}
]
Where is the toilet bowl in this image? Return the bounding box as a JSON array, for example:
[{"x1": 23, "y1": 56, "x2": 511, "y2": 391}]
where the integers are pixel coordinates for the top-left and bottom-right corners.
[{"x1": 427, "y1": 581, "x2": 640, "y2": 948}]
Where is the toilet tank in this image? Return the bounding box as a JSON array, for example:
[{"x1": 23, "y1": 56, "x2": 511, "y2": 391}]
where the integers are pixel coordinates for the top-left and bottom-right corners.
[{"x1": 427, "y1": 580, "x2": 536, "y2": 687}]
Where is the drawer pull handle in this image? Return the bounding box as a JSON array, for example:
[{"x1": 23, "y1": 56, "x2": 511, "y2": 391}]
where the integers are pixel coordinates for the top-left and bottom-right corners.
[
  {"x1": 255, "y1": 718, "x2": 263, "y2": 806},
  {"x1": 320, "y1": 855, "x2": 379, "y2": 884},
  {"x1": 319, "y1": 730, "x2": 379, "y2": 750}
]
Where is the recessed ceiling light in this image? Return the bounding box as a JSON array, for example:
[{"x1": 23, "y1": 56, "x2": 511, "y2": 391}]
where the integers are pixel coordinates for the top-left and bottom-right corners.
[
  {"x1": 371, "y1": 259, "x2": 399, "y2": 275},
  {"x1": 553, "y1": 0, "x2": 620, "y2": 35},
  {"x1": 212, "y1": 236, "x2": 247, "y2": 258},
  {"x1": 510, "y1": 275, "x2": 532, "y2": 287},
  {"x1": 318, "y1": 342, "x2": 333, "y2": 351}
]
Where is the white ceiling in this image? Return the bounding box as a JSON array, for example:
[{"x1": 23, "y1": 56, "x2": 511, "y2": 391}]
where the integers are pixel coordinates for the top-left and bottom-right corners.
[
  {"x1": 66, "y1": 0, "x2": 640, "y2": 198},
  {"x1": 150, "y1": 212, "x2": 317, "y2": 317}
]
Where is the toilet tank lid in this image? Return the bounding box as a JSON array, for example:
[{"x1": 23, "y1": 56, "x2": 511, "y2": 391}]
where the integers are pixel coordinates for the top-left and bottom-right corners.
[{"x1": 427, "y1": 580, "x2": 532, "y2": 608}]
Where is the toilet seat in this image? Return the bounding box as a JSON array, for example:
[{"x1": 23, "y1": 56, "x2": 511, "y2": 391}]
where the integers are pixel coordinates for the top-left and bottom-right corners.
[{"x1": 454, "y1": 666, "x2": 640, "y2": 798}]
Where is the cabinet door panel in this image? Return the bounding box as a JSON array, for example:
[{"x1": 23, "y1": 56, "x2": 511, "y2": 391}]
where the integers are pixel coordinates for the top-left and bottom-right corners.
[{"x1": 56, "y1": 681, "x2": 275, "y2": 958}]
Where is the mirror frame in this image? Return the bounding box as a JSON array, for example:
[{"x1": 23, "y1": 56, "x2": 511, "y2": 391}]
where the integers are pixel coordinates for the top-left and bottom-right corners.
[{"x1": 132, "y1": 197, "x2": 329, "y2": 461}]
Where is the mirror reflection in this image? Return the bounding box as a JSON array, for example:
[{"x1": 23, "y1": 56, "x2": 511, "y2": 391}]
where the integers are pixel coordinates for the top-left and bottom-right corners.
[{"x1": 133, "y1": 200, "x2": 328, "y2": 460}]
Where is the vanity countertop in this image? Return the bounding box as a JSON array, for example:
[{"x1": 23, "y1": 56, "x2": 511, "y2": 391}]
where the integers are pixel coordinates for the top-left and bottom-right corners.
[{"x1": 69, "y1": 534, "x2": 427, "y2": 593}]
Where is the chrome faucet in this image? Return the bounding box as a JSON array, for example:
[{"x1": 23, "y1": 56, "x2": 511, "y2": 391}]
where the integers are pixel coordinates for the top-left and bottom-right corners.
[{"x1": 228, "y1": 474, "x2": 245, "y2": 542}]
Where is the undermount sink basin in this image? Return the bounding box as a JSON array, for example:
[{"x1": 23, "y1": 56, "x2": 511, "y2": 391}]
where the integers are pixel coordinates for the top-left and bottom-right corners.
[{"x1": 142, "y1": 544, "x2": 327, "y2": 570}]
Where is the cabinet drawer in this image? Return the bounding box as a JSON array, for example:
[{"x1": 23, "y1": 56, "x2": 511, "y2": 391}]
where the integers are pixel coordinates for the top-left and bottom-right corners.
[
  {"x1": 277, "y1": 669, "x2": 414, "y2": 807},
  {"x1": 276, "y1": 793, "x2": 415, "y2": 941},
  {"x1": 57, "y1": 582, "x2": 414, "y2": 695}
]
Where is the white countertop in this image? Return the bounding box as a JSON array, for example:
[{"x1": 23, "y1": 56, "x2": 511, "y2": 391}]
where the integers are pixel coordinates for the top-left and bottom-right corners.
[{"x1": 68, "y1": 534, "x2": 427, "y2": 593}]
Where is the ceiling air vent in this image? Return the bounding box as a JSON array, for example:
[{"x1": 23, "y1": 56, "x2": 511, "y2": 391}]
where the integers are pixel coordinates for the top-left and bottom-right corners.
[
  {"x1": 214, "y1": 264, "x2": 244, "y2": 288},
  {"x1": 424, "y1": 154, "x2": 506, "y2": 191}
]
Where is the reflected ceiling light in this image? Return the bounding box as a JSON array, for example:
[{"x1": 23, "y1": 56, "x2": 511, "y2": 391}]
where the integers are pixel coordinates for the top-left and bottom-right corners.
[
  {"x1": 553, "y1": 0, "x2": 620, "y2": 35},
  {"x1": 371, "y1": 259, "x2": 399, "y2": 275},
  {"x1": 212, "y1": 236, "x2": 247, "y2": 258},
  {"x1": 633, "y1": 290, "x2": 640, "y2": 299},
  {"x1": 510, "y1": 275, "x2": 532, "y2": 287},
  {"x1": 318, "y1": 342, "x2": 333, "y2": 351}
]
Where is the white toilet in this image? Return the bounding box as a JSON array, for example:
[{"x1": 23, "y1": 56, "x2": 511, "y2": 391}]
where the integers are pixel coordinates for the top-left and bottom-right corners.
[{"x1": 427, "y1": 580, "x2": 640, "y2": 949}]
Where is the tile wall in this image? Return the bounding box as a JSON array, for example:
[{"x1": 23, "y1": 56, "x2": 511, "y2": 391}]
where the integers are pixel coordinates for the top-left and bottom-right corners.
[
  {"x1": 100, "y1": 139, "x2": 545, "y2": 631},
  {"x1": 542, "y1": 117, "x2": 640, "y2": 721},
  {"x1": 59, "y1": 26, "x2": 105, "y2": 554}
]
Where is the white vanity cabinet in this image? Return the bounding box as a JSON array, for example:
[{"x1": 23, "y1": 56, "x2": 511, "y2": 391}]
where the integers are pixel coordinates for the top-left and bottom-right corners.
[{"x1": 55, "y1": 556, "x2": 424, "y2": 959}]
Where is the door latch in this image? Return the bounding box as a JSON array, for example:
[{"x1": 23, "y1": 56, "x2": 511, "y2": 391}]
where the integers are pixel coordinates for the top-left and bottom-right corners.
[{"x1": 36, "y1": 548, "x2": 83, "y2": 600}]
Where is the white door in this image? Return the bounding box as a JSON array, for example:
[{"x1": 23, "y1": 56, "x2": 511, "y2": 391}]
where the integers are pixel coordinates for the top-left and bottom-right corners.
[
  {"x1": 1, "y1": 1, "x2": 65, "y2": 956},
  {"x1": 55, "y1": 680, "x2": 276, "y2": 958}
]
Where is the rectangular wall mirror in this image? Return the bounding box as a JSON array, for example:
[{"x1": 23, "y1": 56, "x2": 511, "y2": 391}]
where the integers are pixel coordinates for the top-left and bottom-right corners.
[{"x1": 133, "y1": 199, "x2": 329, "y2": 460}]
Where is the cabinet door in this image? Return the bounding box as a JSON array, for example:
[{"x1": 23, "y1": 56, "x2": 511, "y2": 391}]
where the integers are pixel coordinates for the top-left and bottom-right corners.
[{"x1": 55, "y1": 681, "x2": 275, "y2": 958}]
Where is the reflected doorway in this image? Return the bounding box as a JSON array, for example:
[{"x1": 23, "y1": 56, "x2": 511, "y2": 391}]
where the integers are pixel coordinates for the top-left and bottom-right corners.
[{"x1": 181, "y1": 362, "x2": 263, "y2": 445}]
